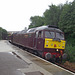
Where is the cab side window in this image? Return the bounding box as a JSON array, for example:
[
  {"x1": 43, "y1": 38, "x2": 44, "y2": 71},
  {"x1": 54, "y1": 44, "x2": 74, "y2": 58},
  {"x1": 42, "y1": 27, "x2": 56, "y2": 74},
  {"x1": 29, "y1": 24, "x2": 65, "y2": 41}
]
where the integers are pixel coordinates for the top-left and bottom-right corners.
[
  {"x1": 35, "y1": 31, "x2": 38, "y2": 38},
  {"x1": 38, "y1": 31, "x2": 43, "y2": 38}
]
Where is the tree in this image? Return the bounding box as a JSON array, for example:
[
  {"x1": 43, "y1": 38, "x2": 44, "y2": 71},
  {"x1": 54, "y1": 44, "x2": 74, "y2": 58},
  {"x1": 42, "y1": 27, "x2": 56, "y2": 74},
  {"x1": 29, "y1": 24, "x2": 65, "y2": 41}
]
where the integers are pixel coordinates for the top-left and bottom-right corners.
[
  {"x1": 29, "y1": 16, "x2": 44, "y2": 29},
  {"x1": 2, "y1": 29, "x2": 8, "y2": 39},
  {"x1": 0, "y1": 27, "x2": 7, "y2": 40},
  {"x1": 43, "y1": 4, "x2": 62, "y2": 26},
  {"x1": 58, "y1": 0, "x2": 75, "y2": 37},
  {"x1": 0, "y1": 27, "x2": 2, "y2": 39}
]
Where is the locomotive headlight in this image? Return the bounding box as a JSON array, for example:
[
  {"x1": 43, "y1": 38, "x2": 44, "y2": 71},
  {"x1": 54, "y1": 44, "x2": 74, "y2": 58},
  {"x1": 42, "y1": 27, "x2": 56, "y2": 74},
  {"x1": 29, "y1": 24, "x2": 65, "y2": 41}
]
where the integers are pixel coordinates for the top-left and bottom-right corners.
[
  {"x1": 59, "y1": 44, "x2": 61, "y2": 47},
  {"x1": 56, "y1": 49, "x2": 59, "y2": 51}
]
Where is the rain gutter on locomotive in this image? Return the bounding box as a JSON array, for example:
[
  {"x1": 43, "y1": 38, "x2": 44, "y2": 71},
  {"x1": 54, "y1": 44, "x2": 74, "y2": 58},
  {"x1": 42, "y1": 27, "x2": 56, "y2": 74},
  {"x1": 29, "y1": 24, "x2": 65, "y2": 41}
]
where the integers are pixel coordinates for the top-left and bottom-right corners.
[{"x1": 10, "y1": 25, "x2": 66, "y2": 61}]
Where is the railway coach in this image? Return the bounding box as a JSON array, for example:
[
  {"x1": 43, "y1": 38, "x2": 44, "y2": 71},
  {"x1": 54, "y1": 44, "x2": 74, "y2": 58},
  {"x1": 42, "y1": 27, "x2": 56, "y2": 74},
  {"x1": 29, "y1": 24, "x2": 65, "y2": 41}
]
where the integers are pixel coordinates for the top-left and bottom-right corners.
[{"x1": 9, "y1": 25, "x2": 66, "y2": 61}]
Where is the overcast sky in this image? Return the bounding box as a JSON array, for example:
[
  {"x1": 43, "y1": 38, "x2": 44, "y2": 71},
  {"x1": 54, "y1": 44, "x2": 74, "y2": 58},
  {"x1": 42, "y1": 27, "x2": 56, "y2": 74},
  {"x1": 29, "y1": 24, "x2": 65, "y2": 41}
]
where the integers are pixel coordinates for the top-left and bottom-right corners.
[{"x1": 0, "y1": 0, "x2": 74, "y2": 31}]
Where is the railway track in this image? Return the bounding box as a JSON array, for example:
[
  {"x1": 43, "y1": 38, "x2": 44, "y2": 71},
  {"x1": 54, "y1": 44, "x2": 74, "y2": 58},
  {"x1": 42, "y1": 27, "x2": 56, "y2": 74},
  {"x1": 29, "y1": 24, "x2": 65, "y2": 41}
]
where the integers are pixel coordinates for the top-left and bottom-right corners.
[{"x1": 10, "y1": 42, "x2": 75, "y2": 75}]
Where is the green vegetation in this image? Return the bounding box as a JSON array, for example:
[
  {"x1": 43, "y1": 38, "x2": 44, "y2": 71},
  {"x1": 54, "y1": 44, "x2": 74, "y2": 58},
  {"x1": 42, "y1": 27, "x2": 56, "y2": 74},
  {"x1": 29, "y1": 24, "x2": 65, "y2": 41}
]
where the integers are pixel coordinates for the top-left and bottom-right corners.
[
  {"x1": 29, "y1": 0, "x2": 75, "y2": 62},
  {"x1": 0, "y1": 27, "x2": 7, "y2": 40},
  {"x1": 65, "y1": 37, "x2": 75, "y2": 62}
]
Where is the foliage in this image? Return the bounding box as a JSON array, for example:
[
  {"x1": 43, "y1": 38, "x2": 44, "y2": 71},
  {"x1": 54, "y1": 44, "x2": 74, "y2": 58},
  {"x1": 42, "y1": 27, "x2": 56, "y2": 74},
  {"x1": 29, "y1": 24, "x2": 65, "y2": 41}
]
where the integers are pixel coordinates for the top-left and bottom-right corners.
[
  {"x1": 65, "y1": 38, "x2": 75, "y2": 62},
  {"x1": 0, "y1": 27, "x2": 7, "y2": 40},
  {"x1": 0, "y1": 27, "x2": 2, "y2": 39},
  {"x1": 29, "y1": 16, "x2": 44, "y2": 29},
  {"x1": 59, "y1": 1, "x2": 75, "y2": 37},
  {"x1": 43, "y1": 4, "x2": 62, "y2": 26}
]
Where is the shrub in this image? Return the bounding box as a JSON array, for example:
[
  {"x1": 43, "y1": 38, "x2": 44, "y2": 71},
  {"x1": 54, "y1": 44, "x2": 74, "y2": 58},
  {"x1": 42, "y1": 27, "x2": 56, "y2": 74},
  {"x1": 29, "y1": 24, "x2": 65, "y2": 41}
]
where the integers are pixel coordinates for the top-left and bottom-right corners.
[{"x1": 65, "y1": 38, "x2": 75, "y2": 62}]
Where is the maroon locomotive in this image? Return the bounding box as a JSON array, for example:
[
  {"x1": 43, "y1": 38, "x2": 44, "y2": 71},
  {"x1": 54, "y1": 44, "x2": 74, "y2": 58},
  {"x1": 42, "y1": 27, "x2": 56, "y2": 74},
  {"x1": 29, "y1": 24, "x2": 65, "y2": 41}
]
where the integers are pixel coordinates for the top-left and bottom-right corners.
[{"x1": 9, "y1": 25, "x2": 66, "y2": 61}]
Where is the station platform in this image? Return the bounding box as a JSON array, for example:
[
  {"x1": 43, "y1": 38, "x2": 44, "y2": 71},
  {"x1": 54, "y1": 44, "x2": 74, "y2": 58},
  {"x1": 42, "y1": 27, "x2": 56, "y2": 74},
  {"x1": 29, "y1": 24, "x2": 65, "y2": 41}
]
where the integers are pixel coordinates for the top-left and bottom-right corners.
[{"x1": 0, "y1": 40, "x2": 74, "y2": 75}]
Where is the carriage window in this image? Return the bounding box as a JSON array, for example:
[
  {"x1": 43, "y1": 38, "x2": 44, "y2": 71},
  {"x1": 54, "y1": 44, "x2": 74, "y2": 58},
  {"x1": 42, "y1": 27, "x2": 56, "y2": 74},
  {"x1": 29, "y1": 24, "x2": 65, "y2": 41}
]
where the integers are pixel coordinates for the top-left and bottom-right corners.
[
  {"x1": 38, "y1": 31, "x2": 43, "y2": 38},
  {"x1": 45, "y1": 31, "x2": 55, "y2": 38},
  {"x1": 56, "y1": 32, "x2": 64, "y2": 40}
]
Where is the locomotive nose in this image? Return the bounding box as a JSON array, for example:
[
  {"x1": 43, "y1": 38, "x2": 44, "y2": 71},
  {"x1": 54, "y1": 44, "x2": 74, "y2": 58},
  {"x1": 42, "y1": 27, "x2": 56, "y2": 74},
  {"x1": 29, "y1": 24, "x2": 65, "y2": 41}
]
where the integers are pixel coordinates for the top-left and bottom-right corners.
[{"x1": 45, "y1": 53, "x2": 52, "y2": 60}]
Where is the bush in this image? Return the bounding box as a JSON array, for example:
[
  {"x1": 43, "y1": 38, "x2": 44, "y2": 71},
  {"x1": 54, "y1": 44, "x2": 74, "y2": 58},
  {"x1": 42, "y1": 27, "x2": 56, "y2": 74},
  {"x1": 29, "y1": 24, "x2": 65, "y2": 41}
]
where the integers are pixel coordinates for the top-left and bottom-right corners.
[{"x1": 65, "y1": 38, "x2": 75, "y2": 62}]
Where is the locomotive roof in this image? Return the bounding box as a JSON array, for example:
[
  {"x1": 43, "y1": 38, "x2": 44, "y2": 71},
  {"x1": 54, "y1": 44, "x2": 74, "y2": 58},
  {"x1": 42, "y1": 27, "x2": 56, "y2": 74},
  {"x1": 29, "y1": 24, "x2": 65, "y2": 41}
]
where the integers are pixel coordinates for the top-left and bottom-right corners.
[
  {"x1": 13, "y1": 30, "x2": 27, "y2": 34},
  {"x1": 14, "y1": 25, "x2": 62, "y2": 34},
  {"x1": 27, "y1": 25, "x2": 62, "y2": 33}
]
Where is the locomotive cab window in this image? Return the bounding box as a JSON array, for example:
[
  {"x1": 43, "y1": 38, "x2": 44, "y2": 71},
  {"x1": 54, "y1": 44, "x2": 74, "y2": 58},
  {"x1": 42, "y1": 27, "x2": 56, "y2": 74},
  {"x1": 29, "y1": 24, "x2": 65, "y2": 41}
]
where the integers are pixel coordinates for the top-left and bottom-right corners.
[
  {"x1": 56, "y1": 32, "x2": 64, "y2": 40},
  {"x1": 35, "y1": 31, "x2": 38, "y2": 38},
  {"x1": 45, "y1": 31, "x2": 55, "y2": 38}
]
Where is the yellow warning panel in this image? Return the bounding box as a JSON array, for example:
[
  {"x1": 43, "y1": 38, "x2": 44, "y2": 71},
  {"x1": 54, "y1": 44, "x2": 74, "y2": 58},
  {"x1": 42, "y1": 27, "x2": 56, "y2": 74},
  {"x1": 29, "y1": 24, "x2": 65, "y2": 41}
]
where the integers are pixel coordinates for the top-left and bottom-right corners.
[{"x1": 44, "y1": 38, "x2": 66, "y2": 49}]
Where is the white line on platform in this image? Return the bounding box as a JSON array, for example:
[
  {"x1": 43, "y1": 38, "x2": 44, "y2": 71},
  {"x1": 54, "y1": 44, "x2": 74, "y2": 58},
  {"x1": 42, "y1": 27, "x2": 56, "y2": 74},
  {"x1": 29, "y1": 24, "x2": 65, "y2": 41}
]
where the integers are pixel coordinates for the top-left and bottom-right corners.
[{"x1": 24, "y1": 50, "x2": 75, "y2": 75}]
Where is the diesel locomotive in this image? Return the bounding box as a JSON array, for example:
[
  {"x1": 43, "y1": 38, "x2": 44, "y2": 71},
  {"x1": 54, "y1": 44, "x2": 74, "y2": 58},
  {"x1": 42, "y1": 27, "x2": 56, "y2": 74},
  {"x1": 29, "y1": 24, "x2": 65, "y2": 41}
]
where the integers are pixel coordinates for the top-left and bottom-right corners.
[{"x1": 9, "y1": 25, "x2": 66, "y2": 61}]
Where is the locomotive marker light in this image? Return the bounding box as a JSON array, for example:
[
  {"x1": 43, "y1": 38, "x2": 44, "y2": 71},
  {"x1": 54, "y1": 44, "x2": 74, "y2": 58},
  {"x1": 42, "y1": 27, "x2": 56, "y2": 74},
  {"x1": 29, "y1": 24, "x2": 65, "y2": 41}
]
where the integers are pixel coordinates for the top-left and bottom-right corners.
[
  {"x1": 46, "y1": 45, "x2": 48, "y2": 47},
  {"x1": 54, "y1": 44, "x2": 57, "y2": 47},
  {"x1": 59, "y1": 44, "x2": 61, "y2": 47},
  {"x1": 51, "y1": 43, "x2": 53, "y2": 46},
  {"x1": 62, "y1": 46, "x2": 64, "y2": 48},
  {"x1": 46, "y1": 41, "x2": 48, "y2": 43}
]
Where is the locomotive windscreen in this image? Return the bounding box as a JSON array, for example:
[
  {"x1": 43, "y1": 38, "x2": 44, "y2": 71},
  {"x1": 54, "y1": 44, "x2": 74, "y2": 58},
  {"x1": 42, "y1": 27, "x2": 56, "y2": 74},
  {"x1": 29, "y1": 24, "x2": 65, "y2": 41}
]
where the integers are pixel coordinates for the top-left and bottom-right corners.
[
  {"x1": 56, "y1": 32, "x2": 64, "y2": 40},
  {"x1": 45, "y1": 31, "x2": 64, "y2": 40},
  {"x1": 45, "y1": 31, "x2": 55, "y2": 38}
]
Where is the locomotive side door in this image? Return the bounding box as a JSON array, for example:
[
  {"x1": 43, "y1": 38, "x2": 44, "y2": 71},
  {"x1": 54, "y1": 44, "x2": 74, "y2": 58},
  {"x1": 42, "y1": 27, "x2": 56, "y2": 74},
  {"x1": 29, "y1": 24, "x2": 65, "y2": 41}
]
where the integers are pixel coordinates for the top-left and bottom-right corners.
[
  {"x1": 34, "y1": 31, "x2": 38, "y2": 49},
  {"x1": 34, "y1": 31, "x2": 43, "y2": 50}
]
